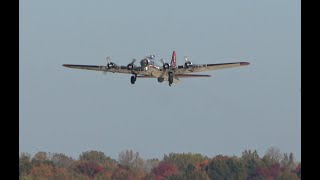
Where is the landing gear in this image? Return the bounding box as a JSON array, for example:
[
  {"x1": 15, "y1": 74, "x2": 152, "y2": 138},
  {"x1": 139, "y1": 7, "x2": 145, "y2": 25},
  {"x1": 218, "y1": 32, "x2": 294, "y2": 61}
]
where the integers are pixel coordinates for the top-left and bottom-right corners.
[
  {"x1": 157, "y1": 77, "x2": 164, "y2": 83},
  {"x1": 168, "y1": 72, "x2": 173, "y2": 86},
  {"x1": 131, "y1": 75, "x2": 137, "y2": 84}
]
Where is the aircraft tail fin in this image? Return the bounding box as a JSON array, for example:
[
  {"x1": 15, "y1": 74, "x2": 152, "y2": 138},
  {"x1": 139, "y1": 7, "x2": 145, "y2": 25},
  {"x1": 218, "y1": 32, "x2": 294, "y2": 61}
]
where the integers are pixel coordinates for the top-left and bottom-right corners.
[{"x1": 171, "y1": 51, "x2": 177, "y2": 68}]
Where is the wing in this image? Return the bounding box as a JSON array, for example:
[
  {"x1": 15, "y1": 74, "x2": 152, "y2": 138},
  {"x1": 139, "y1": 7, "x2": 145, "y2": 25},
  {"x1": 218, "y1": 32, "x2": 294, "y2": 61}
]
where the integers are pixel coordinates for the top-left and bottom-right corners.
[
  {"x1": 175, "y1": 62, "x2": 250, "y2": 74},
  {"x1": 63, "y1": 64, "x2": 145, "y2": 75},
  {"x1": 175, "y1": 74, "x2": 211, "y2": 78}
]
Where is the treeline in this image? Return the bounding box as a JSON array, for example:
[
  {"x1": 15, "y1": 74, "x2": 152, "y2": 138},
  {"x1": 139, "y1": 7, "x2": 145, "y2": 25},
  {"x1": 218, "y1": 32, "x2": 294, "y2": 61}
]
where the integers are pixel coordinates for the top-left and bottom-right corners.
[{"x1": 19, "y1": 147, "x2": 301, "y2": 180}]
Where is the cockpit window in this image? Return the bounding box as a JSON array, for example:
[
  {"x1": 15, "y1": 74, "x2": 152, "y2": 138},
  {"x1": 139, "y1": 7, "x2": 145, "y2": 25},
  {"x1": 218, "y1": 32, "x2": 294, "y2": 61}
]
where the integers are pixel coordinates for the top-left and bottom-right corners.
[
  {"x1": 140, "y1": 58, "x2": 162, "y2": 67},
  {"x1": 149, "y1": 55, "x2": 155, "y2": 59}
]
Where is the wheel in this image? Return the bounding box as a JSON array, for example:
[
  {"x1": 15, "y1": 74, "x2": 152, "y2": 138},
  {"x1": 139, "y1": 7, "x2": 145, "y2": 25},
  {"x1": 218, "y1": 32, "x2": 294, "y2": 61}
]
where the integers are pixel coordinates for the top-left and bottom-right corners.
[
  {"x1": 131, "y1": 75, "x2": 136, "y2": 84},
  {"x1": 157, "y1": 77, "x2": 164, "y2": 83}
]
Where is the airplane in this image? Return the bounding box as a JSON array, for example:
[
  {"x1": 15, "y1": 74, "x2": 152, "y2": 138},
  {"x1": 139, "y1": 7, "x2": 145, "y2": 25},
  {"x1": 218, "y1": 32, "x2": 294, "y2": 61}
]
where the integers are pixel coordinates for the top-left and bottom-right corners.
[{"x1": 63, "y1": 51, "x2": 250, "y2": 86}]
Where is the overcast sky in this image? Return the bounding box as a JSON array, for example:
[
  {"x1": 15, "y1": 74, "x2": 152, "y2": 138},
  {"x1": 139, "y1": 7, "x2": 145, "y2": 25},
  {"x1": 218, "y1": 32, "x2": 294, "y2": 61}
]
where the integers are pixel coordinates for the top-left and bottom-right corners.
[{"x1": 20, "y1": 0, "x2": 301, "y2": 161}]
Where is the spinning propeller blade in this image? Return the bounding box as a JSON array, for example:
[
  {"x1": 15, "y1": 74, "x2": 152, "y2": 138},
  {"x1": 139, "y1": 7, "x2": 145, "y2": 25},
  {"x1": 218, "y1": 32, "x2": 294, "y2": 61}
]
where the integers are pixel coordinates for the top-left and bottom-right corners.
[
  {"x1": 160, "y1": 58, "x2": 165, "y2": 65},
  {"x1": 131, "y1": 58, "x2": 136, "y2": 65},
  {"x1": 103, "y1": 56, "x2": 111, "y2": 75},
  {"x1": 184, "y1": 56, "x2": 188, "y2": 62}
]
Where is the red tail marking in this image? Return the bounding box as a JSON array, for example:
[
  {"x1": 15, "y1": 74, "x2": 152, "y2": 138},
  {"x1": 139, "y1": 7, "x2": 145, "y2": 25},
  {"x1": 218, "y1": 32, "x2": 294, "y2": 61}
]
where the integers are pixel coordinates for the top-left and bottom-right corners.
[{"x1": 171, "y1": 51, "x2": 176, "y2": 68}]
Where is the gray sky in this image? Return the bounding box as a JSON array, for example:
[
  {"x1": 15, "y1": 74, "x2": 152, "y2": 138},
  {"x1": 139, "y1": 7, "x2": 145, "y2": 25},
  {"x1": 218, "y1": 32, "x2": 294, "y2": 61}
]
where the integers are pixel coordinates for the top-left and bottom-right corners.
[{"x1": 19, "y1": 0, "x2": 301, "y2": 161}]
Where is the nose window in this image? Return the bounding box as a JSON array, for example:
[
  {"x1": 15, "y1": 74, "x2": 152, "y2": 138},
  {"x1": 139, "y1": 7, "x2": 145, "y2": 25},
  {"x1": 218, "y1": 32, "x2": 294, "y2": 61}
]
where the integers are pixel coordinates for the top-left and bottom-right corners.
[{"x1": 140, "y1": 59, "x2": 148, "y2": 66}]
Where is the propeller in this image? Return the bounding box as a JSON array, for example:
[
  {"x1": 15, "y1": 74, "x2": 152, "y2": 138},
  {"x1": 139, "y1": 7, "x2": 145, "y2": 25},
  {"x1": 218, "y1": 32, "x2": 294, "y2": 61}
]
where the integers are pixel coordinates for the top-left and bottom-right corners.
[
  {"x1": 106, "y1": 56, "x2": 111, "y2": 64},
  {"x1": 160, "y1": 58, "x2": 170, "y2": 70},
  {"x1": 160, "y1": 58, "x2": 165, "y2": 65},
  {"x1": 127, "y1": 58, "x2": 136, "y2": 70},
  {"x1": 131, "y1": 58, "x2": 136, "y2": 64},
  {"x1": 184, "y1": 56, "x2": 193, "y2": 68},
  {"x1": 184, "y1": 56, "x2": 188, "y2": 62},
  {"x1": 103, "y1": 56, "x2": 111, "y2": 75}
]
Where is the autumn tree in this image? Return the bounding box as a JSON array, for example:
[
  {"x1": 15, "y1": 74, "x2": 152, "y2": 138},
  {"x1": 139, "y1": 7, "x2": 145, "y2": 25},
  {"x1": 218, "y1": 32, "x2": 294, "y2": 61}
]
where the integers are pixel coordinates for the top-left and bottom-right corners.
[
  {"x1": 33, "y1": 152, "x2": 48, "y2": 162},
  {"x1": 51, "y1": 167, "x2": 71, "y2": 180},
  {"x1": 18, "y1": 148, "x2": 300, "y2": 180},
  {"x1": 29, "y1": 164, "x2": 54, "y2": 179},
  {"x1": 73, "y1": 161, "x2": 104, "y2": 178},
  {"x1": 79, "y1": 150, "x2": 118, "y2": 176},
  {"x1": 151, "y1": 162, "x2": 179, "y2": 179},
  {"x1": 255, "y1": 163, "x2": 282, "y2": 179},
  {"x1": 93, "y1": 171, "x2": 113, "y2": 180},
  {"x1": 163, "y1": 153, "x2": 207, "y2": 172},
  {"x1": 31, "y1": 152, "x2": 54, "y2": 167},
  {"x1": 111, "y1": 167, "x2": 135, "y2": 180},
  {"x1": 51, "y1": 153, "x2": 73, "y2": 168},
  {"x1": 118, "y1": 149, "x2": 145, "y2": 178},
  {"x1": 144, "y1": 158, "x2": 160, "y2": 173}
]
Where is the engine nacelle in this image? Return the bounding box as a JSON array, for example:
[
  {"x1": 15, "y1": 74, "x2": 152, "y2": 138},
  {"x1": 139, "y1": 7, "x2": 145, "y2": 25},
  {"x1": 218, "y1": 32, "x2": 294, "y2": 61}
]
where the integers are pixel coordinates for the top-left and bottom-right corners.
[
  {"x1": 107, "y1": 62, "x2": 116, "y2": 69},
  {"x1": 157, "y1": 77, "x2": 164, "y2": 83},
  {"x1": 184, "y1": 61, "x2": 193, "y2": 68},
  {"x1": 163, "y1": 63, "x2": 170, "y2": 70},
  {"x1": 127, "y1": 63, "x2": 134, "y2": 70}
]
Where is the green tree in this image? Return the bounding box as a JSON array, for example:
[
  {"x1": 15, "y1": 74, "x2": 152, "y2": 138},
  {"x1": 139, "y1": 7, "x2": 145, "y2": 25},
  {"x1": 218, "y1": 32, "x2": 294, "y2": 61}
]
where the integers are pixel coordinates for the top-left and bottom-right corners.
[
  {"x1": 205, "y1": 155, "x2": 232, "y2": 180},
  {"x1": 276, "y1": 171, "x2": 300, "y2": 180},
  {"x1": 288, "y1": 152, "x2": 296, "y2": 170},
  {"x1": 294, "y1": 163, "x2": 301, "y2": 178},
  {"x1": 226, "y1": 157, "x2": 247, "y2": 179},
  {"x1": 181, "y1": 164, "x2": 209, "y2": 180},
  {"x1": 79, "y1": 150, "x2": 115, "y2": 165},
  {"x1": 165, "y1": 174, "x2": 185, "y2": 180},
  {"x1": 241, "y1": 150, "x2": 264, "y2": 179},
  {"x1": 19, "y1": 153, "x2": 32, "y2": 177}
]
